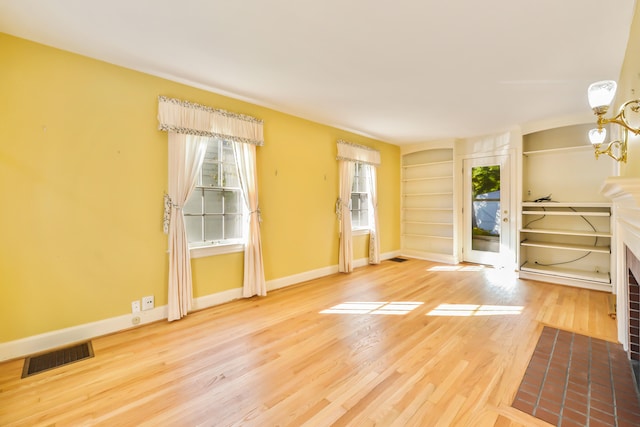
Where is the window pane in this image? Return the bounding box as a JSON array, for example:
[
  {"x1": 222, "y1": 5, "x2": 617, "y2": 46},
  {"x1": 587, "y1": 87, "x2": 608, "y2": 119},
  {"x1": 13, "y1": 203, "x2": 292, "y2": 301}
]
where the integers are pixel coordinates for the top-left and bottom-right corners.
[
  {"x1": 224, "y1": 190, "x2": 241, "y2": 214},
  {"x1": 202, "y1": 162, "x2": 219, "y2": 187},
  {"x1": 361, "y1": 175, "x2": 369, "y2": 192},
  {"x1": 184, "y1": 216, "x2": 203, "y2": 243},
  {"x1": 222, "y1": 140, "x2": 234, "y2": 162},
  {"x1": 204, "y1": 216, "x2": 223, "y2": 241},
  {"x1": 471, "y1": 165, "x2": 501, "y2": 253},
  {"x1": 224, "y1": 214, "x2": 243, "y2": 240},
  {"x1": 351, "y1": 192, "x2": 369, "y2": 228},
  {"x1": 223, "y1": 164, "x2": 239, "y2": 188},
  {"x1": 184, "y1": 189, "x2": 203, "y2": 215},
  {"x1": 352, "y1": 164, "x2": 369, "y2": 192},
  {"x1": 351, "y1": 169, "x2": 359, "y2": 191},
  {"x1": 204, "y1": 190, "x2": 223, "y2": 214},
  {"x1": 206, "y1": 140, "x2": 220, "y2": 162},
  {"x1": 352, "y1": 210, "x2": 361, "y2": 228},
  {"x1": 360, "y1": 194, "x2": 368, "y2": 209},
  {"x1": 351, "y1": 194, "x2": 360, "y2": 210},
  {"x1": 360, "y1": 210, "x2": 369, "y2": 227}
]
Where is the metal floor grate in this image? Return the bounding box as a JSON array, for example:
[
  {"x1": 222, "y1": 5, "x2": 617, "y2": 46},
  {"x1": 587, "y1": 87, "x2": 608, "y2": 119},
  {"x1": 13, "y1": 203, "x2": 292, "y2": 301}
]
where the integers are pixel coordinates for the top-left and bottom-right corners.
[
  {"x1": 389, "y1": 257, "x2": 409, "y2": 262},
  {"x1": 22, "y1": 342, "x2": 94, "y2": 378}
]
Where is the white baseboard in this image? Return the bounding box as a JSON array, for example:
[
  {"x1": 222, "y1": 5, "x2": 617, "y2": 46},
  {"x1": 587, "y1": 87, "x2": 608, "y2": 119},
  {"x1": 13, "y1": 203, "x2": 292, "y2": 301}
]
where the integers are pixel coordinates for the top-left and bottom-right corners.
[
  {"x1": 0, "y1": 250, "x2": 402, "y2": 362},
  {"x1": 266, "y1": 265, "x2": 339, "y2": 291},
  {"x1": 400, "y1": 250, "x2": 458, "y2": 264}
]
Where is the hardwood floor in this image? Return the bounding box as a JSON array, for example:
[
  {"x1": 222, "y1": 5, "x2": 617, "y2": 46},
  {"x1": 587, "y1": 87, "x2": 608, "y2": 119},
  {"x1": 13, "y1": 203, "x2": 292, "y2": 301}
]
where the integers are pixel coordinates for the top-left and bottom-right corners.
[{"x1": 0, "y1": 259, "x2": 618, "y2": 426}]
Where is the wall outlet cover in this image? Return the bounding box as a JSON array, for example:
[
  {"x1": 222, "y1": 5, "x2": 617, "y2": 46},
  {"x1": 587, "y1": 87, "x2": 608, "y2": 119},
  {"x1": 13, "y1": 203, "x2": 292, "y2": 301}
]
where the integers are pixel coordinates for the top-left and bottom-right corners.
[
  {"x1": 142, "y1": 296, "x2": 154, "y2": 311},
  {"x1": 131, "y1": 300, "x2": 141, "y2": 313}
]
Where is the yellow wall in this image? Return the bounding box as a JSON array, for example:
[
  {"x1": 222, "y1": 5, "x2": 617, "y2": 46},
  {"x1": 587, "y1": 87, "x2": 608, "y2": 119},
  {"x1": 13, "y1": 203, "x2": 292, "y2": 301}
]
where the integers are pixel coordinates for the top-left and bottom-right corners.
[
  {"x1": 618, "y1": 3, "x2": 640, "y2": 176},
  {"x1": 0, "y1": 34, "x2": 400, "y2": 342}
]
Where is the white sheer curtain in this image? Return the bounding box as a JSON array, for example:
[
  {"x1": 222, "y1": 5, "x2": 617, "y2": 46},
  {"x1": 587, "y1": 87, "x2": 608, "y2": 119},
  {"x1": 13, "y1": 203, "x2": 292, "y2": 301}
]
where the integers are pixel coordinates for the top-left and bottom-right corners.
[
  {"x1": 338, "y1": 160, "x2": 355, "y2": 272},
  {"x1": 366, "y1": 164, "x2": 380, "y2": 264},
  {"x1": 166, "y1": 134, "x2": 208, "y2": 321},
  {"x1": 233, "y1": 141, "x2": 266, "y2": 297},
  {"x1": 336, "y1": 140, "x2": 381, "y2": 272},
  {"x1": 158, "y1": 96, "x2": 265, "y2": 320}
]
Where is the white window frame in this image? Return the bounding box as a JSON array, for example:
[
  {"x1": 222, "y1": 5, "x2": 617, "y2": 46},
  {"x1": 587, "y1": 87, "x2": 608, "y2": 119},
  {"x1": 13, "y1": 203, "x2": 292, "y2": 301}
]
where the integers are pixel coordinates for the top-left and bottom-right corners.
[
  {"x1": 351, "y1": 162, "x2": 371, "y2": 234},
  {"x1": 184, "y1": 138, "x2": 247, "y2": 257}
]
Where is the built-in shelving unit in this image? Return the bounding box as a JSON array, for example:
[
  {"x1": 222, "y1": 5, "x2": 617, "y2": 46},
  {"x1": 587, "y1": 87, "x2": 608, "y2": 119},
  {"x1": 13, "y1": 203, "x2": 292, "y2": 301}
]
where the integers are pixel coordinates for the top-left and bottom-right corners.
[
  {"x1": 518, "y1": 202, "x2": 613, "y2": 290},
  {"x1": 401, "y1": 147, "x2": 456, "y2": 263},
  {"x1": 518, "y1": 124, "x2": 616, "y2": 292}
]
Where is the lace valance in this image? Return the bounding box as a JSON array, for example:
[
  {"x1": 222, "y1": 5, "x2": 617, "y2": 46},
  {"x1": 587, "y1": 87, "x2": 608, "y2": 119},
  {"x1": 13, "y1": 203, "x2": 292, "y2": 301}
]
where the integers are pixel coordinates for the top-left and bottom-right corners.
[
  {"x1": 158, "y1": 96, "x2": 264, "y2": 146},
  {"x1": 337, "y1": 139, "x2": 380, "y2": 166}
]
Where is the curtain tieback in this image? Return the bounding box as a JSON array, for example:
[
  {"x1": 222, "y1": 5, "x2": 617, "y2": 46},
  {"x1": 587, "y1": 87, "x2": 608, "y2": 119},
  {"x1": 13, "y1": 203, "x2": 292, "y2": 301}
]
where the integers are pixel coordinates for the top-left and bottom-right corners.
[
  {"x1": 250, "y1": 208, "x2": 262, "y2": 222},
  {"x1": 163, "y1": 194, "x2": 172, "y2": 234},
  {"x1": 163, "y1": 194, "x2": 185, "y2": 234},
  {"x1": 335, "y1": 197, "x2": 350, "y2": 218}
]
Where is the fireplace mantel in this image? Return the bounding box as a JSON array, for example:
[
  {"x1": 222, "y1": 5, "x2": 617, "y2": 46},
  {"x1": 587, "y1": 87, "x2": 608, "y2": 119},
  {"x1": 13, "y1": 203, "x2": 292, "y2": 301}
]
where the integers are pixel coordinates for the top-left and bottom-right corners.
[{"x1": 601, "y1": 177, "x2": 640, "y2": 207}]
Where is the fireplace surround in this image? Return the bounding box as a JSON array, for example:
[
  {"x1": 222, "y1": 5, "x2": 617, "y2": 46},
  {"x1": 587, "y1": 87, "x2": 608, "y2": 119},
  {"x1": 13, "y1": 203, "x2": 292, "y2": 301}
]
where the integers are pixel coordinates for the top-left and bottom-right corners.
[
  {"x1": 601, "y1": 177, "x2": 640, "y2": 392},
  {"x1": 628, "y1": 247, "x2": 640, "y2": 390}
]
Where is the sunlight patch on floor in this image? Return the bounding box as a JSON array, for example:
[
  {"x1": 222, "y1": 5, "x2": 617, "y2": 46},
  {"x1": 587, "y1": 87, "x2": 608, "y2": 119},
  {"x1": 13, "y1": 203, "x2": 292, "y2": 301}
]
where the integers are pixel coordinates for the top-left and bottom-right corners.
[
  {"x1": 426, "y1": 303, "x2": 524, "y2": 317},
  {"x1": 320, "y1": 301, "x2": 424, "y2": 315}
]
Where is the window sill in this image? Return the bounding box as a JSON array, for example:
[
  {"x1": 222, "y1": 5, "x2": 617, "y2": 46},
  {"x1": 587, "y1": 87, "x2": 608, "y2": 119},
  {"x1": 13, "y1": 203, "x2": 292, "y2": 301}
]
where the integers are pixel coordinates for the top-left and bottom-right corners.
[
  {"x1": 190, "y1": 243, "x2": 244, "y2": 259},
  {"x1": 352, "y1": 228, "x2": 371, "y2": 236}
]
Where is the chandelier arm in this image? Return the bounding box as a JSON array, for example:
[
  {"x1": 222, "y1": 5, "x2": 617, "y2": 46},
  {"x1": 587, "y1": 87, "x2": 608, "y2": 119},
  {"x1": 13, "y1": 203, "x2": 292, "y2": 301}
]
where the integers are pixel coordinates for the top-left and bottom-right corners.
[
  {"x1": 598, "y1": 99, "x2": 640, "y2": 135},
  {"x1": 593, "y1": 139, "x2": 627, "y2": 163}
]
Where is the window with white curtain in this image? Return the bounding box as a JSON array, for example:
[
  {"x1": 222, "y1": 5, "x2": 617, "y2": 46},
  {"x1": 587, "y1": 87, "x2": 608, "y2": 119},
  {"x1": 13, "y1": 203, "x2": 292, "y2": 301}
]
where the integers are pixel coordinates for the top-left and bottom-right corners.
[
  {"x1": 183, "y1": 138, "x2": 246, "y2": 248},
  {"x1": 351, "y1": 162, "x2": 371, "y2": 230}
]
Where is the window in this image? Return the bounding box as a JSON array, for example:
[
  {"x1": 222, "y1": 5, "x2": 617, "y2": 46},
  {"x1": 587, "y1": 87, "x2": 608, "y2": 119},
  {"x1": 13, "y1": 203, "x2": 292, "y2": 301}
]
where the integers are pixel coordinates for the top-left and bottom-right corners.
[
  {"x1": 183, "y1": 138, "x2": 245, "y2": 248},
  {"x1": 351, "y1": 162, "x2": 370, "y2": 230}
]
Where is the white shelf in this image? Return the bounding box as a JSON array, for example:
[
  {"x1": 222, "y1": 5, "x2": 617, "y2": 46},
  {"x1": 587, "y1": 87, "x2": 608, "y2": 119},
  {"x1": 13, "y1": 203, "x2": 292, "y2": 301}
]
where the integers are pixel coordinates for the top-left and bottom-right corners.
[
  {"x1": 520, "y1": 262, "x2": 610, "y2": 284},
  {"x1": 403, "y1": 176, "x2": 453, "y2": 182},
  {"x1": 404, "y1": 192, "x2": 454, "y2": 197},
  {"x1": 520, "y1": 239, "x2": 610, "y2": 253},
  {"x1": 403, "y1": 207, "x2": 453, "y2": 211},
  {"x1": 521, "y1": 202, "x2": 611, "y2": 208},
  {"x1": 522, "y1": 210, "x2": 610, "y2": 217},
  {"x1": 520, "y1": 228, "x2": 611, "y2": 238},
  {"x1": 402, "y1": 160, "x2": 453, "y2": 168},
  {"x1": 523, "y1": 145, "x2": 592, "y2": 156},
  {"x1": 402, "y1": 233, "x2": 453, "y2": 240}
]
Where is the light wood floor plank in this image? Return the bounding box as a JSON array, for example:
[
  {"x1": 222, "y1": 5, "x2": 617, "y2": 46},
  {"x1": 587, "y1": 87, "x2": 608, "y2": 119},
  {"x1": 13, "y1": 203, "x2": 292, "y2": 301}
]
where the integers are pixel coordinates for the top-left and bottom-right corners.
[{"x1": 0, "y1": 259, "x2": 617, "y2": 426}]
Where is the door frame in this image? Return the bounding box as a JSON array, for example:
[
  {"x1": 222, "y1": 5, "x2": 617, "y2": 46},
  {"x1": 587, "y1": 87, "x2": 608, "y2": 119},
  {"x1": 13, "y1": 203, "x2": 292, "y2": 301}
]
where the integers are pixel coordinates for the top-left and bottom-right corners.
[{"x1": 459, "y1": 150, "x2": 518, "y2": 268}]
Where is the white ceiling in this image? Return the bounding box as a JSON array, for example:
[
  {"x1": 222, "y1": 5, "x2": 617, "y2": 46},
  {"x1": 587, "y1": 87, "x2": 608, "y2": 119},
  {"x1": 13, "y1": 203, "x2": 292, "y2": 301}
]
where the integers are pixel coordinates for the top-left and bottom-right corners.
[{"x1": 0, "y1": 0, "x2": 636, "y2": 144}]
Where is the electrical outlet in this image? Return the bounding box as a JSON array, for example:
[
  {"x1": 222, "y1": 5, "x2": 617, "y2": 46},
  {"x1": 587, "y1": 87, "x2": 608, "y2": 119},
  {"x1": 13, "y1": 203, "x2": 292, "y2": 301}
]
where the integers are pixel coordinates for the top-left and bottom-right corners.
[
  {"x1": 132, "y1": 300, "x2": 141, "y2": 313},
  {"x1": 142, "y1": 295, "x2": 154, "y2": 311}
]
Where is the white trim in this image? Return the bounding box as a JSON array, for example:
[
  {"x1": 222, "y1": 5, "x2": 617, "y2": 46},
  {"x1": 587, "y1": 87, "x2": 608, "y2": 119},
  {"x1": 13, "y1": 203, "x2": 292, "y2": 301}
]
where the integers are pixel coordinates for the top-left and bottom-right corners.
[
  {"x1": 190, "y1": 243, "x2": 244, "y2": 258},
  {"x1": 266, "y1": 265, "x2": 339, "y2": 291},
  {"x1": 266, "y1": 250, "x2": 400, "y2": 291},
  {"x1": 0, "y1": 251, "x2": 400, "y2": 362},
  {"x1": 190, "y1": 287, "x2": 243, "y2": 311},
  {"x1": 352, "y1": 228, "x2": 370, "y2": 236},
  {"x1": 401, "y1": 249, "x2": 458, "y2": 264},
  {"x1": 0, "y1": 305, "x2": 168, "y2": 362}
]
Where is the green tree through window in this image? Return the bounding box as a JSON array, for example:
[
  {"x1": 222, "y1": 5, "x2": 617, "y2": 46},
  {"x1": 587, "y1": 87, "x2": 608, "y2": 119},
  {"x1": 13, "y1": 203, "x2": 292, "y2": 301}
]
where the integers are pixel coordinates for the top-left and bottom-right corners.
[{"x1": 472, "y1": 165, "x2": 500, "y2": 197}]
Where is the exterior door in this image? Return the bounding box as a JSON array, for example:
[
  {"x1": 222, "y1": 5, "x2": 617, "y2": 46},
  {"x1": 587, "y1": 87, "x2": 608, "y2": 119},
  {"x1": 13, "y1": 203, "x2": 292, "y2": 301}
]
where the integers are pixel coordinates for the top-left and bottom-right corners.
[{"x1": 463, "y1": 155, "x2": 511, "y2": 266}]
